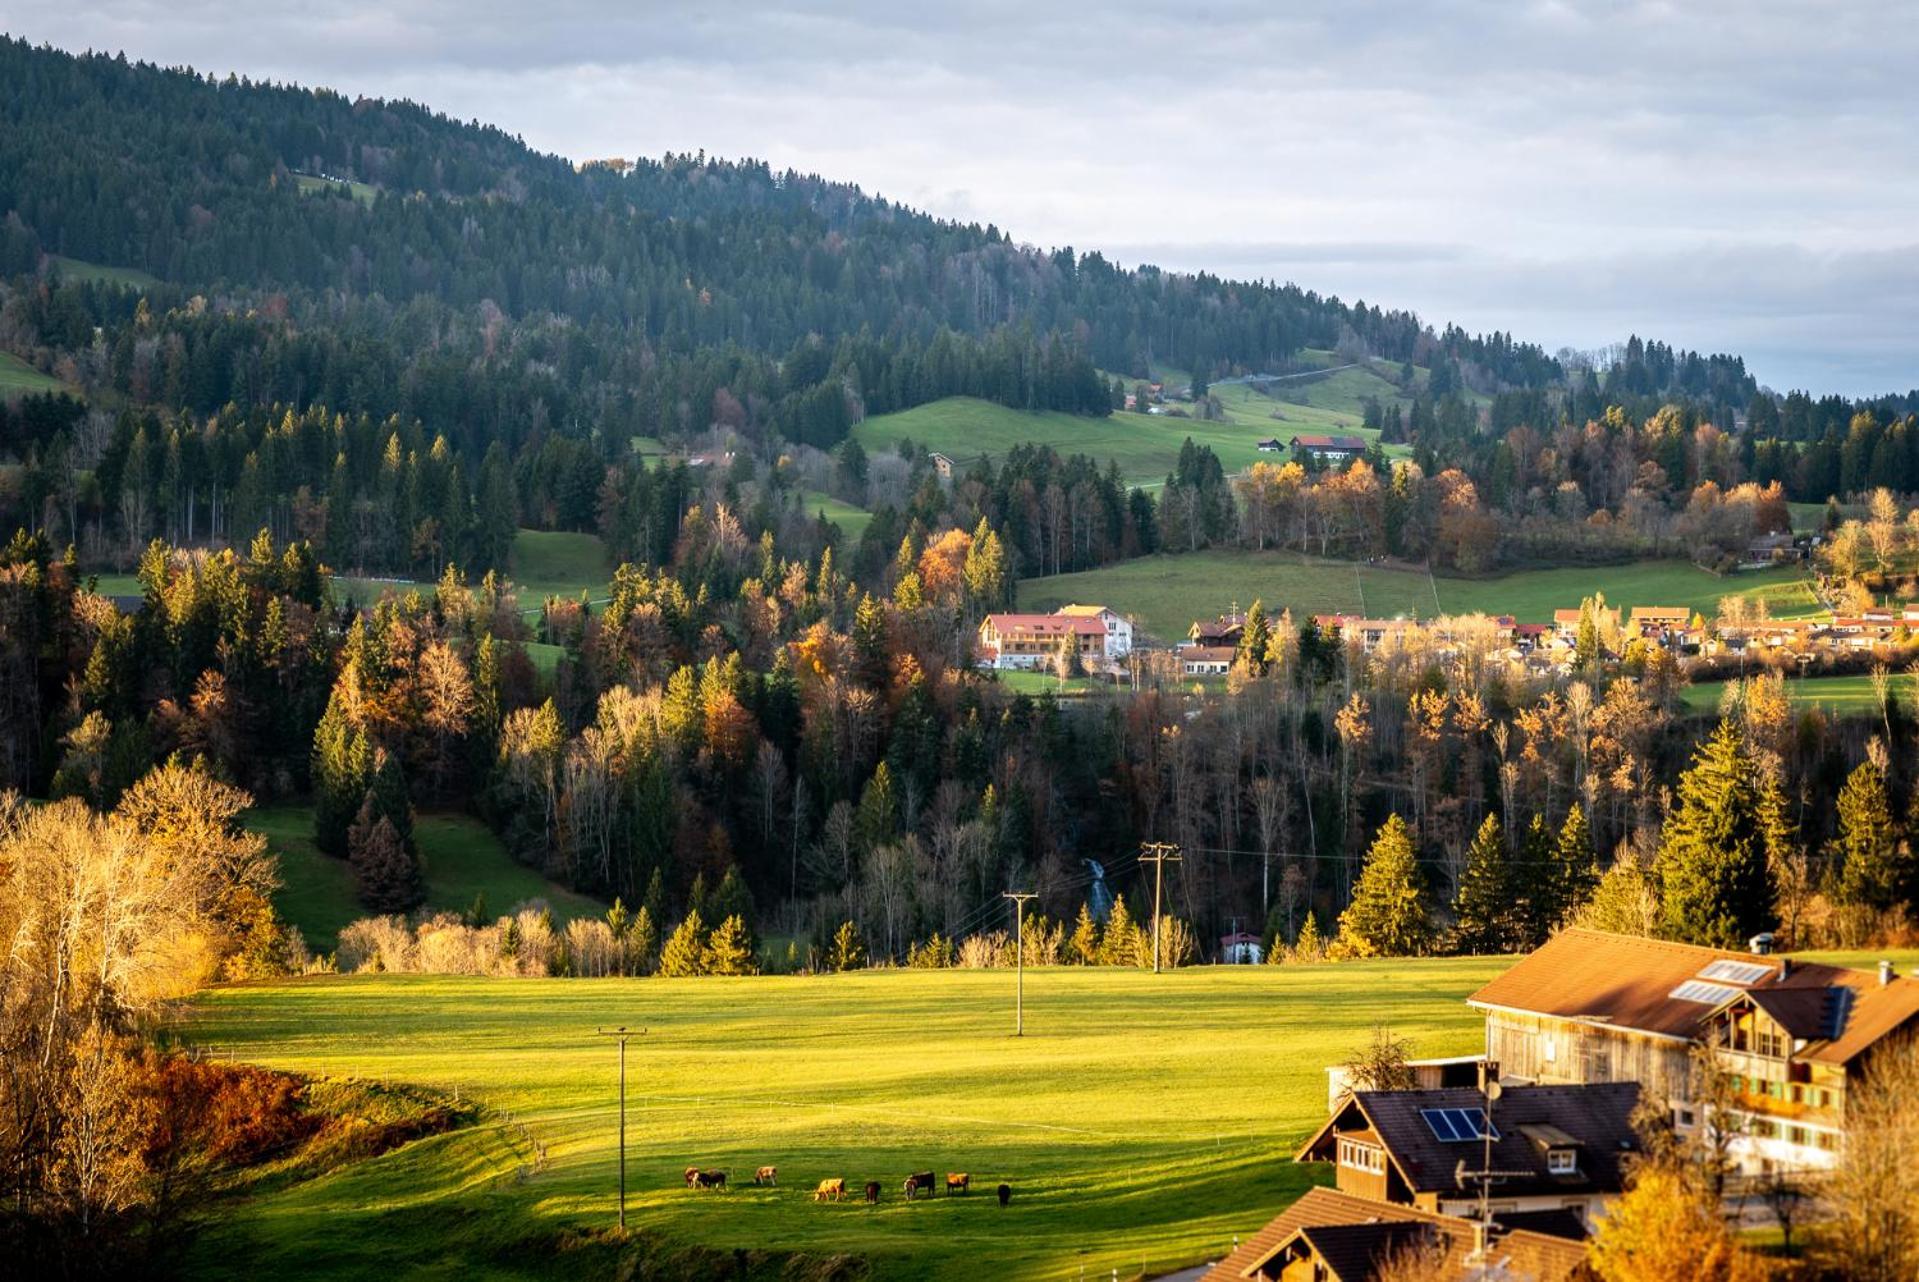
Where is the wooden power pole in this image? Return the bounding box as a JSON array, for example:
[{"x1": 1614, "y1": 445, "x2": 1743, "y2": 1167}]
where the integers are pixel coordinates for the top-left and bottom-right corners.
[
  {"x1": 594, "y1": 1026, "x2": 644, "y2": 1229},
  {"x1": 1139, "y1": 842, "x2": 1182, "y2": 973},
  {"x1": 1002, "y1": 891, "x2": 1037, "y2": 1035}
]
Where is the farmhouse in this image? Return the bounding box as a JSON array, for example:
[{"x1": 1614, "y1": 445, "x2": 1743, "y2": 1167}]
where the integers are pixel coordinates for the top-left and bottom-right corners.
[
  {"x1": 1200, "y1": 1186, "x2": 1590, "y2": 1282},
  {"x1": 929, "y1": 451, "x2": 956, "y2": 479},
  {"x1": 1295, "y1": 1081, "x2": 1638, "y2": 1228},
  {"x1": 1256, "y1": 437, "x2": 1285, "y2": 452},
  {"x1": 1180, "y1": 645, "x2": 1235, "y2": 676},
  {"x1": 1190, "y1": 612, "x2": 1247, "y2": 648},
  {"x1": 1288, "y1": 433, "x2": 1369, "y2": 464},
  {"x1": 1625, "y1": 606, "x2": 1691, "y2": 642},
  {"x1": 977, "y1": 606, "x2": 1128, "y2": 670},
  {"x1": 1550, "y1": 605, "x2": 1619, "y2": 644},
  {"x1": 1469, "y1": 928, "x2": 1919, "y2": 1173}
]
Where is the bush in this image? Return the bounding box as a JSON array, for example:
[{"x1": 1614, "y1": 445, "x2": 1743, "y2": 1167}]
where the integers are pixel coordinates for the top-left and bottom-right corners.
[{"x1": 957, "y1": 930, "x2": 1011, "y2": 969}]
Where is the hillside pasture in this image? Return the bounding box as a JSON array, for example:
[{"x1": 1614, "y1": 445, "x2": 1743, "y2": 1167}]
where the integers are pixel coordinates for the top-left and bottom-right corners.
[
  {"x1": 0, "y1": 351, "x2": 68, "y2": 397},
  {"x1": 801, "y1": 489, "x2": 874, "y2": 543},
  {"x1": 249, "y1": 805, "x2": 605, "y2": 954},
  {"x1": 45, "y1": 254, "x2": 159, "y2": 289},
  {"x1": 1681, "y1": 673, "x2": 1919, "y2": 716},
  {"x1": 181, "y1": 960, "x2": 1508, "y2": 1281},
  {"x1": 508, "y1": 528, "x2": 612, "y2": 604},
  {"x1": 294, "y1": 173, "x2": 380, "y2": 205},
  {"x1": 1018, "y1": 552, "x2": 1821, "y2": 642}
]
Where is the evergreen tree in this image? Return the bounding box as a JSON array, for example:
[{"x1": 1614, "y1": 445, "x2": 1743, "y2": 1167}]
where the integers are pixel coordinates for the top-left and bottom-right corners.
[
  {"x1": 712, "y1": 864, "x2": 757, "y2": 938},
  {"x1": 1100, "y1": 894, "x2": 1140, "y2": 965},
  {"x1": 347, "y1": 800, "x2": 425, "y2": 913},
  {"x1": 1553, "y1": 803, "x2": 1600, "y2": 925},
  {"x1": 1235, "y1": 600, "x2": 1273, "y2": 677},
  {"x1": 311, "y1": 680, "x2": 368, "y2": 856},
  {"x1": 706, "y1": 914, "x2": 757, "y2": 976},
  {"x1": 1835, "y1": 759, "x2": 1908, "y2": 913},
  {"x1": 1338, "y1": 814, "x2": 1433, "y2": 957},
  {"x1": 626, "y1": 904, "x2": 659, "y2": 975},
  {"x1": 1291, "y1": 909, "x2": 1323, "y2": 961},
  {"x1": 658, "y1": 909, "x2": 709, "y2": 978},
  {"x1": 1655, "y1": 720, "x2": 1777, "y2": 948},
  {"x1": 828, "y1": 919, "x2": 866, "y2": 971},
  {"x1": 1067, "y1": 902, "x2": 1100, "y2": 964},
  {"x1": 1514, "y1": 814, "x2": 1559, "y2": 947},
  {"x1": 1452, "y1": 813, "x2": 1511, "y2": 954}
]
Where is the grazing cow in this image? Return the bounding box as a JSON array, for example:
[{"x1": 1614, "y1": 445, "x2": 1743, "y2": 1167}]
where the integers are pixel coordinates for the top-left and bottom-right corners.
[
  {"x1": 945, "y1": 1173, "x2": 969, "y2": 1196},
  {"x1": 683, "y1": 1166, "x2": 700, "y2": 1188},
  {"x1": 996, "y1": 1183, "x2": 1011, "y2": 1207},
  {"x1": 814, "y1": 1177, "x2": 846, "y2": 1202},
  {"x1": 864, "y1": 1180, "x2": 881, "y2": 1205},
  {"x1": 754, "y1": 1165, "x2": 778, "y2": 1186},
  {"x1": 693, "y1": 1169, "x2": 727, "y2": 1190},
  {"x1": 902, "y1": 1171, "x2": 936, "y2": 1201}
]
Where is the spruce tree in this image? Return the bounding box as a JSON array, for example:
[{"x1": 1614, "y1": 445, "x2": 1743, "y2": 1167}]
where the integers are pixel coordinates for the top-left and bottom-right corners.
[
  {"x1": 1835, "y1": 759, "x2": 1907, "y2": 913},
  {"x1": 1553, "y1": 803, "x2": 1599, "y2": 925},
  {"x1": 1067, "y1": 902, "x2": 1101, "y2": 964},
  {"x1": 1338, "y1": 814, "x2": 1433, "y2": 957},
  {"x1": 1292, "y1": 909, "x2": 1324, "y2": 961},
  {"x1": 1100, "y1": 894, "x2": 1140, "y2": 965},
  {"x1": 828, "y1": 919, "x2": 866, "y2": 972},
  {"x1": 1235, "y1": 601, "x2": 1272, "y2": 677},
  {"x1": 1514, "y1": 814, "x2": 1559, "y2": 947},
  {"x1": 626, "y1": 905, "x2": 659, "y2": 975},
  {"x1": 1655, "y1": 719, "x2": 1777, "y2": 948},
  {"x1": 706, "y1": 915, "x2": 757, "y2": 976},
  {"x1": 311, "y1": 687, "x2": 368, "y2": 856},
  {"x1": 658, "y1": 909, "x2": 709, "y2": 978},
  {"x1": 1452, "y1": 813, "x2": 1511, "y2": 954},
  {"x1": 348, "y1": 801, "x2": 425, "y2": 914}
]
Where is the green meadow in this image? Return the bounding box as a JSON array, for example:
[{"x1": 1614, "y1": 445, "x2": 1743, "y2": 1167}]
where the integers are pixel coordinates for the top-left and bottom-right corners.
[
  {"x1": 45, "y1": 253, "x2": 160, "y2": 289},
  {"x1": 801, "y1": 490, "x2": 875, "y2": 543},
  {"x1": 1681, "y1": 673, "x2": 1919, "y2": 716},
  {"x1": 0, "y1": 351, "x2": 68, "y2": 396},
  {"x1": 294, "y1": 173, "x2": 380, "y2": 205},
  {"x1": 181, "y1": 959, "x2": 1506, "y2": 1281},
  {"x1": 1018, "y1": 551, "x2": 1821, "y2": 642},
  {"x1": 249, "y1": 805, "x2": 605, "y2": 954}
]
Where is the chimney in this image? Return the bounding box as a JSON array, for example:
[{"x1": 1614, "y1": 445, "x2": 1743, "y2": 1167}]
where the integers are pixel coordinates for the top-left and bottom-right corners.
[
  {"x1": 1778, "y1": 957, "x2": 1793, "y2": 981},
  {"x1": 1880, "y1": 960, "x2": 1894, "y2": 987}
]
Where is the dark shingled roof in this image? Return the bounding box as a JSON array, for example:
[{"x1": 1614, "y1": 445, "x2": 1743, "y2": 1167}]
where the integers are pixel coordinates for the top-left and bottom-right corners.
[{"x1": 1296, "y1": 1083, "x2": 1640, "y2": 1200}]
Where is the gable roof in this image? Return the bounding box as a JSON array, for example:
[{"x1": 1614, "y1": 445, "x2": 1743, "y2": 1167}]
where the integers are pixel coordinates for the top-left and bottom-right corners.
[
  {"x1": 1289, "y1": 433, "x2": 1369, "y2": 451},
  {"x1": 978, "y1": 613, "x2": 1106, "y2": 637},
  {"x1": 1296, "y1": 1083, "x2": 1640, "y2": 1199},
  {"x1": 1054, "y1": 603, "x2": 1115, "y2": 619},
  {"x1": 1467, "y1": 928, "x2": 1919, "y2": 1065},
  {"x1": 1201, "y1": 1186, "x2": 1590, "y2": 1282}
]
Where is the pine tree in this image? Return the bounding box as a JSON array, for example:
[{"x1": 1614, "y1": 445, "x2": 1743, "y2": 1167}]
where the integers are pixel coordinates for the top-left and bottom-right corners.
[
  {"x1": 1835, "y1": 759, "x2": 1908, "y2": 913},
  {"x1": 828, "y1": 919, "x2": 866, "y2": 972},
  {"x1": 712, "y1": 864, "x2": 757, "y2": 938},
  {"x1": 1291, "y1": 910, "x2": 1323, "y2": 961},
  {"x1": 1452, "y1": 813, "x2": 1511, "y2": 954},
  {"x1": 1655, "y1": 719, "x2": 1777, "y2": 948},
  {"x1": 1067, "y1": 902, "x2": 1101, "y2": 964},
  {"x1": 1338, "y1": 814, "x2": 1433, "y2": 957},
  {"x1": 1100, "y1": 894, "x2": 1140, "y2": 965},
  {"x1": 1235, "y1": 600, "x2": 1272, "y2": 677},
  {"x1": 348, "y1": 800, "x2": 425, "y2": 913},
  {"x1": 311, "y1": 681, "x2": 368, "y2": 856},
  {"x1": 658, "y1": 909, "x2": 709, "y2": 978},
  {"x1": 1553, "y1": 803, "x2": 1599, "y2": 925},
  {"x1": 1514, "y1": 814, "x2": 1559, "y2": 947},
  {"x1": 706, "y1": 914, "x2": 757, "y2": 975},
  {"x1": 626, "y1": 905, "x2": 659, "y2": 975}
]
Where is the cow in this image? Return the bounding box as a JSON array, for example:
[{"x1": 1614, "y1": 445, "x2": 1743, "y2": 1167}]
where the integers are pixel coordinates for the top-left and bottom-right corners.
[
  {"x1": 996, "y1": 1183, "x2": 1011, "y2": 1207},
  {"x1": 683, "y1": 1166, "x2": 700, "y2": 1188},
  {"x1": 945, "y1": 1173, "x2": 969, "y2": 1196},
  {"x1": 902, "y1": 1171, "x2": 936, "y2": 1201},
  {"x1": 864, "y1": 1180, "x2": 881, "y2": 1205},
  {"x1": 693, "y1": 1169, "x2": 727, "y2": 1191},
  {"x1": 814, "y1": 1177, "x2": 846, "y2": 1202},
  {"x1": 754, "y1": 1165, "x2": 778, "y2": 1186}
]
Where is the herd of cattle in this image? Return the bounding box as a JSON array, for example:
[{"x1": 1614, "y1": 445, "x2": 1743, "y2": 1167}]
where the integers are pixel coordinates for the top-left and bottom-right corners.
[{"x1": 683, "y1": 1165, "x2": 1011, "y2": 1206}]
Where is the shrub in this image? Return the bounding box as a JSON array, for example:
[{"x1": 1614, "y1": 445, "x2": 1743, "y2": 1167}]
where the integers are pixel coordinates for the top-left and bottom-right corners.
[{"x1": 957, "y1": 930, "x2": 1011, "y2": 969}]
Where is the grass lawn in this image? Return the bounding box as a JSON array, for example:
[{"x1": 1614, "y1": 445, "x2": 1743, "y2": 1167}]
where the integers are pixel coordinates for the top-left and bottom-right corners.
[
  {"x1": 249, "y1": 805, "x2": 605, "y2": 954},
  {"x1": 1681, "y1": 672, "x2": 1919, "y2": 715},
  {"x1": 994, "y1": 669, "x2": 1105, "y2": 697},
  {"x1": 1018, "y1": 552, "x2": 1820, "y2": 643},
  {"x1": 294, "y1": 173, "x2": 380, "y2": 205},
  {"x1": 509, "y1": 529, "x2": 612, "y2": 604},
  {"x1": 180, "y1": 959, "x2": 1508, "y2": 1281},
  {"x1": 801, "y1": 490, "x2": 874, "y2": 543},
  {"x1": 0, "y1": 351, "x2": 68, "y2": 396},
  {"x1": 45, "y1": 253, "x2": 160, "y2": 289}
]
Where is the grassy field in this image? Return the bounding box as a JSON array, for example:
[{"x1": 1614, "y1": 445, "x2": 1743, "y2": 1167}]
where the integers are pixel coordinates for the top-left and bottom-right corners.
[
  {"x1": 0, "y1": 351, "x2": 68, "y2": 396},
  {"x1": 180, "y1": 959, "x2": 1508, "y2": 1281},
  {"x1": 45, "y1": 253, "x2": 159, "y2": 289},
  {"x1": 801, "y1": 490, "x2": 875, "y2": 543},
  {"x1": 507, "y1": 529, "x2": 612, "y2": 603},
  {"x1": 249, "y1": 805, "x2": 605, "y2": 954},
  {"x1": 294, "y1": 173, "x2": 380, "y2": 205},
  {"x1": 1681, "y1": 673, "x2": 1919, "y2": 715},
  {"x1": 1019, "y1": 552, "x2": 1821, "y2": 642},
  {"x1": 994, "y1": 669, "x2": 1106, "y2": 697}
]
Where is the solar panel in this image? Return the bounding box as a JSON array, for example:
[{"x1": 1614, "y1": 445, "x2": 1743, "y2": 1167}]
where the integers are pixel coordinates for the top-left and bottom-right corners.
[
  {"x1": 1421, "y1": 1107, "x2": 1498, "y2": 1142},
  {"x1": 1699, "y1": 960, "x2": 1774, "y2": 985},
  {"x1": 1670, "y1": 980, "x2": 1741, "y2": 1005}
]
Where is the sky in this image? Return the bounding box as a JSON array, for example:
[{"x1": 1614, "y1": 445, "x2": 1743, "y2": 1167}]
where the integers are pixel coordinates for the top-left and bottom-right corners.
[{"x1": 11, "y1": 1, "x2": 1918, "y2": 396}]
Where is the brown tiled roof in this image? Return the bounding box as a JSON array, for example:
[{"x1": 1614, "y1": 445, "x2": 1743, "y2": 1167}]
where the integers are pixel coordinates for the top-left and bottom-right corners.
[
  {"x1": 1296, "y1": 1083, "x2": 1639, "y2": 1199},
  {"x1": 1467, "y1": 928, "x2": 1919, "y2": 1065},
  {"x1": 1200, "y1": 1186, "x2": 1590, "y2": 1281}
]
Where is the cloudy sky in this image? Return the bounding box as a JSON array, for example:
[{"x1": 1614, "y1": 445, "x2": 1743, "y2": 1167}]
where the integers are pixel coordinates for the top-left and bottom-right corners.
[{"x1": 13, "y1": 1, "x2": 1918, "y2": 394}]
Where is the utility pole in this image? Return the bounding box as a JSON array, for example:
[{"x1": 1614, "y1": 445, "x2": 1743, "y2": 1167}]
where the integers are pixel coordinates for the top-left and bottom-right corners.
[
  {"x1": 1139, "y1": 842, "x2": 1182, "y2": 973},
  {"x1": 1002, "y1": 891, "x2": 1037, "y2": 1035},
  {"x1": 594, "y1": 1026, "x2": 645, "y2": 1230}
]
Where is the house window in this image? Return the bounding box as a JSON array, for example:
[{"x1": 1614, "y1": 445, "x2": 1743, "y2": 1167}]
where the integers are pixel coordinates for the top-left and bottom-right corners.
[
  {"x1": 1750, "y1": 1119, "x2": 1776, "y2": 1139},
  {"x1": 1788, "y1": 1126, "x2": 1809, "y2": 1146},
  {"x1": 1581, "y1": 1040, "x2": 1610, "y2": 1082},
  {"x1": 1817, "y1": 1131, "x2": 1839, "y2": 1152},
  {"x1": 1675, "y1": 1106, "x2": 1696, "y2": 1129},
  {"x1": 1546, "y1": 1148, "x2": 1578, "y2": 1175}
]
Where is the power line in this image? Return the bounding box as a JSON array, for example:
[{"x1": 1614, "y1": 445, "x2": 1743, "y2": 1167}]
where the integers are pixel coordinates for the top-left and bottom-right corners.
[
  {"x1": 1138, "y1": 842, "x2": 1182, "y2": 974},
  {"x1": 592, "y1": 1026, "x2": 644, "y2": 1231}
]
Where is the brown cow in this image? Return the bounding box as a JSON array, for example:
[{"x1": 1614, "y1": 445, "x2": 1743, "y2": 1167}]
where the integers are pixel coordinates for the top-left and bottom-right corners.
[
  {"x1": 864, "y1": 1180, "x2": 881, "y2": 1204},
  {"x1": 902, "y1": 1171, "x2": 935, "y2": 1200},
  {"x1": 683, "y1": 1166, "x2": 700, "y2": 1188},
  {"x1": 814, "y1": 1177, "x2": 846, "y2": 1202},
  {"x1": 754, "y1": 1165, "x2": 778, "y2": 1186},
  {"x1": 693, "y1": 1169, "x2": 727, "y2": 1190},
  {"x1": 945, "y1": 1173, "x2": 969, "y2": 1196}
]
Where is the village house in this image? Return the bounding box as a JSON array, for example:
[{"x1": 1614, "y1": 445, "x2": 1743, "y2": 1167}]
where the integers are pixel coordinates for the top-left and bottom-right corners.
[
  {"x1": 1295, "y1": 1081, "x2": 1639, "y2": 1228},
  {"x1": 1468, "y1": 929, "x2": 1919, "y2": 1174},
  {"x1": 1256, "y1": 437, "x2": 1285, "y2": 452},
  {"x1": 1288, "y1": 433, "x2": 1369, "y2": 465},
  {"x1": 1550, "y1": 605, "x2": 1619, "y2": 648},
  {"x1": 1200, "y1": 1186, "x2": 1590, "y2": 1282},
  {"x1": 1190, "y1": 612, "x2": 1247, "y2": 649},
  {"x1": 1625, "y1": 606, "x2": 1692, "y2": 644},
  {"x1": 977, "y1": 606, "x2": 1127, "y2": 671},
  {"x1": 1180, "y1": 645, "x2": 1235, "y2": 676},
  {"x1": 929, "y1": 451, "x2": 956, "y2": 480}
]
